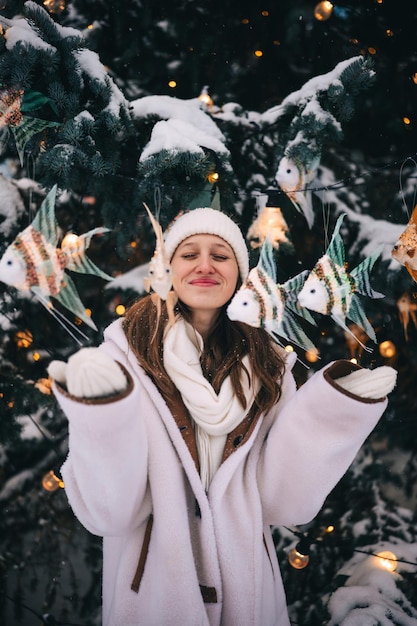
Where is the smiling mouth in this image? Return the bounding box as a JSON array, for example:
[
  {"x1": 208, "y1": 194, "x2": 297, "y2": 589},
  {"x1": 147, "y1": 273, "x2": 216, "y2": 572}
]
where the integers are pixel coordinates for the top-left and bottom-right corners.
[{"x1": 190, "y1": 279, "x2": 219, "y2": 286}]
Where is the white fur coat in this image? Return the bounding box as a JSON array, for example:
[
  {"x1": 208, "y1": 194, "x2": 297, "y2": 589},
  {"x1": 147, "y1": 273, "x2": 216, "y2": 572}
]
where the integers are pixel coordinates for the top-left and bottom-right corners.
[{"x1": 54, "y1": 319, "x2": 387, "y2": 626}]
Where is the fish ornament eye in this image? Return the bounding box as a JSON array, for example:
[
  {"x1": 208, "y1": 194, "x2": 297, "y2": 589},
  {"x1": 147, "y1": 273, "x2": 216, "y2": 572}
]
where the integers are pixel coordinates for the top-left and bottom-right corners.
[{"x1": 310, "y1": 288, "x2": 316, "y2": 294}]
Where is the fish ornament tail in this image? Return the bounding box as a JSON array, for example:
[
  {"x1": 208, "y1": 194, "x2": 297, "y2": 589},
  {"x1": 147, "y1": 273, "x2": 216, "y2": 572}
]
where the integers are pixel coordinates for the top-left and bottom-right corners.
[
  {"x1": 350, "y1": 246, "x2": 384, "y2": 299},
  {"x1": 325, "y1": 213, "x2": 384, "y2": 348}
]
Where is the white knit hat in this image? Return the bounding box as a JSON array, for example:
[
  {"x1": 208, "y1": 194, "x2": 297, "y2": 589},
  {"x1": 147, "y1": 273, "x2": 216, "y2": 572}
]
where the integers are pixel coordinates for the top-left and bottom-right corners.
[{"x1": 164, "y1": 208, "x2": 249, "y2": 280}]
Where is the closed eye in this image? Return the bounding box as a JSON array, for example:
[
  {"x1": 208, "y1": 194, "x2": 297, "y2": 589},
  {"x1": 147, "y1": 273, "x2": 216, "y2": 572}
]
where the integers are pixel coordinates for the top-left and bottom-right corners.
[{"x1": 212, "y1": 254, "x2": 229, "y2": 261}]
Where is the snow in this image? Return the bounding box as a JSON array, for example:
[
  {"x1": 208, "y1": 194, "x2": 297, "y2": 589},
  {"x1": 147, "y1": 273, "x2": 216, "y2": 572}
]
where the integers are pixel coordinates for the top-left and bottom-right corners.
[
  {"x1": 131, "y1": 94, "x2": 225, "y2": 140},
  {"x1": 0, "y1": 173, "x2": 25, "y2": 237},
  {"x1": 3, "y1": 17, "x2": 54, "y2": 51},
  {"x1": 140, "y1": 118, "x2": 229, "y2": 161},
  {"x1": 326, "y1": 541, "x2": 417, "y2": 625},
  {"x1": 105, "y1": 262, "x2": 148, "y2": 293},
  {"x1": 261, "y1": 56, "x2": 369, "y2": 124},
  {"x1": 74, "y1": 48, "x2": 129, "y2": 113}
]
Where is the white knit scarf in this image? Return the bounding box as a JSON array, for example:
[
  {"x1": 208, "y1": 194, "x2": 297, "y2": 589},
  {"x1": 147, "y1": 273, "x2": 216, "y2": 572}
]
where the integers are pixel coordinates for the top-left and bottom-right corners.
[{"x1": 163, "y1": 317, "x2": 258, "y2": 491}]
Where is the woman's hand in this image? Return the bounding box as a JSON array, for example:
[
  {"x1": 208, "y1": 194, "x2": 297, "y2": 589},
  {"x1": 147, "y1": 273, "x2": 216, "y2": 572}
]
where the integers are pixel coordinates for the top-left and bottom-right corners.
[
  {"x1": 48, "y1": 348, "x2": 128, "y2": 399},
  {"x1": 335, "y1": 366, "x2": 397, "y2": 399}
]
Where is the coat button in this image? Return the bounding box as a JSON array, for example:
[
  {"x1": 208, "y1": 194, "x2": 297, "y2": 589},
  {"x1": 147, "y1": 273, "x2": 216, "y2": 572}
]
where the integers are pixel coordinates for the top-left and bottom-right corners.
[{"x1": 233, "y1": 434, "x2": 243, "y2": 447}]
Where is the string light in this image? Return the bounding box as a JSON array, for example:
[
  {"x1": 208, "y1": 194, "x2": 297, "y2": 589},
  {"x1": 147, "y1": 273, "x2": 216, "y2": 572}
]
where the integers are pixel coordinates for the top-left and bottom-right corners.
[
  {"x1": 168, "y1": 80, "x2": 177, "y2": 89},
  {"x1": 115, "y1": 304, "x2": 126, "y2": 316},
  {"x1": 379, "y1": 340, "x2": 396, "y2": 358},
  {"x1": 314, "y1": 1, "x2": 334, "y2": 21},
  {"x1": 247, "y1": 205, "x2": 290, "y2": 249},
  {"x1": 42, "y1": 470, "x2": 65, "y2": 492},
  {"x1": 35, "y1": 378, "x2": 53, "y2": 394},
  {"x1": 375, "y1": 550, "x2": 398, "y2": 572},
  {"x1": 288, "y1": 546, "x2": 310, "y2": 569},
  {"x1": 305, "y1": 349, "x2": 319, "y2": 363},
  {"x1": 207, "y1": 172, "x2": 219, "y2": 183},
  {"x1": 198, "y1": 86, "x2": 213, "y2": 108},
  {"x1": 254, "y1": 50, "x2": 263, "y2": 58},
  {"x1": 43, "y1": 0, "x2": 65, "y2": 13},
  {"x1": 288, "y1": 535, "x2": 312, "y2": 569},
  {"x1": 15, "y1": 329, "x2": 33, "y2": 348}
]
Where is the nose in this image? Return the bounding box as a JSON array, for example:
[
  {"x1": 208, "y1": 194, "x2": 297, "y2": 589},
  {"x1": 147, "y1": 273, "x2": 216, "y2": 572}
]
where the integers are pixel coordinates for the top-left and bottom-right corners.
[{"x1": 196, "y1": 252, "x2": 215, "y2": 273}]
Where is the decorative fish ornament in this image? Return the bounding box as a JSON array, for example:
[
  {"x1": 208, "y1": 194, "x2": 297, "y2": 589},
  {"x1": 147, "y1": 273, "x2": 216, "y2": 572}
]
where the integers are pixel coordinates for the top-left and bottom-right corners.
[
  {"x1": 0, "y1": 184, "x2": 111, "y2": 335},
  {"x1": 297, "y1": 213, "x2": 384, "y2": 350},
  {"x1": 143, "y1": 203, "x2": 177, "y2": 327},
  {"x1": 227, "y1": 236, "x2": 317, "y2": 353},
  {"x1": 0, "y1": 86, "x2": 60, "y2": 165},
  {"x1": 391, "y1": 205, "x2": 417, "y2": 283},
  {"x1": 275, "y1": 155, "x2": 319, "y2": 229}
]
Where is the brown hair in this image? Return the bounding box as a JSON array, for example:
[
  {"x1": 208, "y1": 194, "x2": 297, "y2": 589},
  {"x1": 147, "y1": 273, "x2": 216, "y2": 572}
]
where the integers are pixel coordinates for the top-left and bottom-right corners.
[{"x1": 122, "y1": 294, "x2": 286, "y2": 413}]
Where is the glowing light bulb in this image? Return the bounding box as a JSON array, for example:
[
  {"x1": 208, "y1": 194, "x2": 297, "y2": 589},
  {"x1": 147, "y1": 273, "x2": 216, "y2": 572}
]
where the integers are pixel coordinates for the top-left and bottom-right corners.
[
  {"x1": 168, "y1": 80, "x2": 177, "y2": 89},
  {"x1": 314, "y1": 1, "x2": 333, "y2": 21},
  {"x1": 42, "y1": 470, "x2": 65, "y2": 492},
  {"x1": 35, "y1": 378, "x2": 53, "y2": 394},
  {"x1": 375, "y1": 550, "x2": 398, "y2": 572},
  {"x1": 284, "y1": 345, "x2": 294, "y2": 353},
  {"x1": 305, "y1": 349, "x2": 319, "y2": 363},
  {"x1": 207, "y1": 172, "x2": 220, "y2": 183},
  {"x1": 288, "y1": 547, "x2": 310, "y2": 569},
  {"x1": 15, "y1": 329, "x2": 33, "y2": 348},
  {"x1": 379, "y1": 340, "x2": 396, "y2": 358},
  {"x1": 115, "y1": 304, "x2": 126, "y2": 316},
  {"x1": 198, "y1": 86, "x2": 213, "y2": 108}
]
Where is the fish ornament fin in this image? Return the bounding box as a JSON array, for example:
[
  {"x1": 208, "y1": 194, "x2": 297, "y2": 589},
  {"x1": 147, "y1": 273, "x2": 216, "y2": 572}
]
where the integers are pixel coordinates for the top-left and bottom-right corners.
[
  {"x1": 31, "y1": 185, "x2": 59, "y2": 247},
  {"x1": 346, "y1": 295, "x2": 377, "y2": 344},
  {"x1": 279, "y1": 310, "x2": 318, "y2": 353},
  {"x1": 326, "y1": 213, "x2": 346, "y2": 267},
  {"x1": 289, "y1": 191, "x2": 314, "y2": 230},
  {"x1": 258, "y1": 237, "x2": 277, "y2": 282},
  {"x1": 331, "y1": 311, "x2": 373, "y2": 353},
  {"x1": 350, "y1": 245, "x2": 384, "y2": 299},
  {"x1": 64, "y1": 227, "x2": 112, "y2": 280},
  {"x1": 166, "y1": 290, "x2": 178, "y2": 329},
  {"x1": 53, "y1": 273, "x2": 98, "y2": 330}
]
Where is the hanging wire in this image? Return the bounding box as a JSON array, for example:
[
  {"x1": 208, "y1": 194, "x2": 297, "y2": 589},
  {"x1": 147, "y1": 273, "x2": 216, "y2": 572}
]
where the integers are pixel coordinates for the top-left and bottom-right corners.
[{"x1": 398, "y1": 156, "x2": 417, "y2": 220}]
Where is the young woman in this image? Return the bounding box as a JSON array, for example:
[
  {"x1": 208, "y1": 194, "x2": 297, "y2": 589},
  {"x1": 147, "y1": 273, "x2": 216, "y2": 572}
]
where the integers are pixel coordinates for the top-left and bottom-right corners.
[{"x1": 48, "y1": 208, "x2": 396, "y2": 626}]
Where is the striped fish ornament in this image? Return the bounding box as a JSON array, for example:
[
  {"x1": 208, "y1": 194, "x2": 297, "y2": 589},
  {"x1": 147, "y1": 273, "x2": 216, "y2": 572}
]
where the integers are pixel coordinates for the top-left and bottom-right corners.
[
  {"x1": 227, "y1": 237, "x2": 318, "y2": 353},
  {"x1": 297, "y1": 213, "x2": 384, "y2": 350},
  {"x1": 0, "y1": 185, "x2": 111, "y2": 332}
]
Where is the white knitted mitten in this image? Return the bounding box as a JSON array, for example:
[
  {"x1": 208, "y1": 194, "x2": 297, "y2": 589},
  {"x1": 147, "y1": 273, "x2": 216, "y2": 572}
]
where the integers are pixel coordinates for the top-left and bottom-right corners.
[
  {"x1": 335, "y1": 366, "x2": 397, "y2": 399},
  {"x1": 48, "y1": 347, "x2": 128, "y2": 399}
]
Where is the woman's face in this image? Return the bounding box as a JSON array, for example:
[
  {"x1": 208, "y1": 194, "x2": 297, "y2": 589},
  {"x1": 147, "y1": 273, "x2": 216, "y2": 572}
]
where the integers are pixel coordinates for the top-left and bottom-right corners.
[{"x1": 171, "y1": 234, "x2": 239, "y2": 322}]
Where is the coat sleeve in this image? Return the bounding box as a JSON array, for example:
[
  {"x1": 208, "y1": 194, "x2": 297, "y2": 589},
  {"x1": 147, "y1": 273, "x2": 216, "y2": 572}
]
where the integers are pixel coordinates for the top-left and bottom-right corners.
[
  {"x1": 257, "y1": 360, "x2": 388, "y2": 526},
  {"x1": 54, "y1": 344, "x2": 151, "y2": 537}
]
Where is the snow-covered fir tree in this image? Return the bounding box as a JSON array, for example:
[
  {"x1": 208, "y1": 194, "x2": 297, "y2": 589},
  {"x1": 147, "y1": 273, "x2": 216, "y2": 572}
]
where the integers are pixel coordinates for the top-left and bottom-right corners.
[{"x1": 1, "y1": 2, "x2": 417, "y2": 625}]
